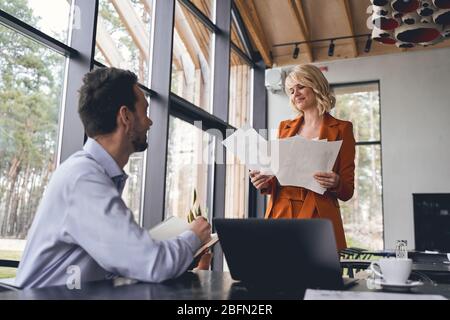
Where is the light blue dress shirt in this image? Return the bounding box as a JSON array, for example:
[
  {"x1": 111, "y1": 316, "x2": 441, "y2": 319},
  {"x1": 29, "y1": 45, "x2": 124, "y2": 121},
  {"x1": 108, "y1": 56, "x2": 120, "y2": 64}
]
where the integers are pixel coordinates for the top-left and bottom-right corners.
[{"x1": 15, "y1": 138, "x2": 201, "y2": 289}]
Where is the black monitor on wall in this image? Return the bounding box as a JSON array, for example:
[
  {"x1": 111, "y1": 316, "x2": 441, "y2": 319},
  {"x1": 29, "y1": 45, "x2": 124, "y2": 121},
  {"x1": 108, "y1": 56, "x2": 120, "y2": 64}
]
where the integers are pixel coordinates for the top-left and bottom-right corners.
[{"x1": 413, "y1": 193, "x2": 450, "y2": 252}]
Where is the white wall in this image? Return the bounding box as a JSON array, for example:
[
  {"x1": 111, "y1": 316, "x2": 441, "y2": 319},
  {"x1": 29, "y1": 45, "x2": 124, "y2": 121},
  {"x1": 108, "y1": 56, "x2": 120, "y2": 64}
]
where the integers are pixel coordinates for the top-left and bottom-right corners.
[{"x1": 267, "y1": 47, "x2": 450, "y2": 249}]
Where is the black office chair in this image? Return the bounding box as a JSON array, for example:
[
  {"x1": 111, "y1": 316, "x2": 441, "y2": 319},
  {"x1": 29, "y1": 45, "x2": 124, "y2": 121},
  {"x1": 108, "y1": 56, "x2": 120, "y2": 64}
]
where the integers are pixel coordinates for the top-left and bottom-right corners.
[
  {"x1": 339, "y1": 247, "x2": 373, "y2": 278},
  {"x1": 0, "y1": 259, "x2": 20, "y2": 292}
]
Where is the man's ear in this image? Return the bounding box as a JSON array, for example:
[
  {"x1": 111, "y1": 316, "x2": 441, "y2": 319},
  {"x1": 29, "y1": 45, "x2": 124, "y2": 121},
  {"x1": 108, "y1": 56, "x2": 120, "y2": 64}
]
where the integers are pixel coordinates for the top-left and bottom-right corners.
[{"x1": 117, "y1": 106, "x2": 132, "y2": 131}]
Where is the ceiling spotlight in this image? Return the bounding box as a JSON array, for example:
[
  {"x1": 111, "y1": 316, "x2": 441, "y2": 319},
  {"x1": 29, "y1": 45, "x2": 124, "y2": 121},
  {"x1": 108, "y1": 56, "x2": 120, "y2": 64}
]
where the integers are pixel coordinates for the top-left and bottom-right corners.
[
  {"x1": 328, "y1": 40, "x2": 335, "y2": 57},
  {"x1": 364, "y1": 36, "x2": 372, "y2": 53},
  {"x1": 292, "y1": 44, "x2": 300, "y2": 59}
]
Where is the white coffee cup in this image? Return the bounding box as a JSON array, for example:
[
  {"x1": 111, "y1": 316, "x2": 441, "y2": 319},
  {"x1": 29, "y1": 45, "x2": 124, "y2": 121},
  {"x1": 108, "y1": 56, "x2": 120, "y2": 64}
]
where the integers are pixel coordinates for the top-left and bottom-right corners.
[{"x1": 370, "y1": 258, "x2": 412, "y2": 284}]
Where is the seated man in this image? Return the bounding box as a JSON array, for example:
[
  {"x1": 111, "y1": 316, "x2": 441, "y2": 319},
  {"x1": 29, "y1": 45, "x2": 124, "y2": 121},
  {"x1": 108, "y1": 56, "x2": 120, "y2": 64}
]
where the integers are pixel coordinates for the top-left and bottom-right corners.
[{"x1": 15, "y1": 67, "x2": 211, "y2": 289}]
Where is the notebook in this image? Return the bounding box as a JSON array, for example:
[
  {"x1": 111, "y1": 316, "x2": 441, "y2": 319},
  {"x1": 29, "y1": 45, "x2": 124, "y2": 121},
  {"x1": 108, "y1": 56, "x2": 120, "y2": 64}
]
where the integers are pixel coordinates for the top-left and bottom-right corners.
[{"x1": 149, "y1": 216, "x2": 218, "y2": 257}]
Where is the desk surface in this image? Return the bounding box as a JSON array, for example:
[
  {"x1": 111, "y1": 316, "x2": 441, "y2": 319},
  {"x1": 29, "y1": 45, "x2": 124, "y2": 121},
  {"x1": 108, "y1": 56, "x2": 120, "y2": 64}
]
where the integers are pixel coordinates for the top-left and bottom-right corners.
[{"x1": 1, "y1": 270, "x2": 450, "y2": 300}]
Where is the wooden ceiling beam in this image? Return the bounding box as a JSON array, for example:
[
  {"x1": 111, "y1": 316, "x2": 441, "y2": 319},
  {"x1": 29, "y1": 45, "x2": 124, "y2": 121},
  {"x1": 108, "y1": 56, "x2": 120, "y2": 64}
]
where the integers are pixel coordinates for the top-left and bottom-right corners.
[
  {"x1": 191, "y1": 0, "x2": 212, "y2": 19},
  {"x1": 340, "y1": 0, "x2": 358, "y2": 58},
  {"x1": 288, "y1": 0, "x2": 313, "y2": 62},
  {"x1": 110, "y1": 0, "x2": 150, "y2": 61},
  {"x1": 234, "y1": 0, "x2": 272, "y2": 67},
  {"x1": 178, "y1": 3, "x2": 210, "y2": 65},
  {"x1": 96, "y1": 21, "x2": 126, "y2": 68},
  {"x1": 140, "y1": 0, "x2": 153, "y2": 15},
  {"x1": 174, "y1": 21, "x2": 201, "y2": 69}
]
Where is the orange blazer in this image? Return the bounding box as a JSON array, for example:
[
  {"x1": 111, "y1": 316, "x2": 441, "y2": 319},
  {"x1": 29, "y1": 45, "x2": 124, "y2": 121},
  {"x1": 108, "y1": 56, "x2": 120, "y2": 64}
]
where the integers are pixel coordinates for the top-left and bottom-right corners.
[{"x1": 263, "y1": 113, "x2": 356, "y2": 250}]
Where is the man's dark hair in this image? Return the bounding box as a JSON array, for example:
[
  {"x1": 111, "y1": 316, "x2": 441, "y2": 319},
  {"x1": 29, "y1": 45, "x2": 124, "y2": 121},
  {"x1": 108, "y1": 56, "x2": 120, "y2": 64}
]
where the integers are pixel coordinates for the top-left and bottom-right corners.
[{"x1": 78, "y1": 67, "x2": 138, "y2": 136}]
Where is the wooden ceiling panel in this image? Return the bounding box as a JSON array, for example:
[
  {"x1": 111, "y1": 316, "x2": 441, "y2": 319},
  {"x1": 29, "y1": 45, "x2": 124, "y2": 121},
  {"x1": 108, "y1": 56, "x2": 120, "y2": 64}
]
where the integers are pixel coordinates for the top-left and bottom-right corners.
[
  {"x1": 248, "y1": 0, "x2": 304, "y2": 46},
  {"x1": 340, "y1": 0, "x2": 358, "y2": 57},
  {"x1": 236, "y1": 0, "x2": 450, "y2": 67},
  {"x1": 302, "y1": 0, "x2": 350, "y2": 40},
  {"x1": 234, "y1": 0, "x2": 273, "y2": 67},
  {"x1": 349, "y1": 0, "x2": 373, "y2": 35}
]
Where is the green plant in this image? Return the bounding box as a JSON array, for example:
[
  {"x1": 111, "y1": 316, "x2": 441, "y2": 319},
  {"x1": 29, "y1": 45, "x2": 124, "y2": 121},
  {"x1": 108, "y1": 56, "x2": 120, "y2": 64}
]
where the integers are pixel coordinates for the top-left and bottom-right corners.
[{"x1": 187, "y1": 189, "x2": 207, "y2": 223}]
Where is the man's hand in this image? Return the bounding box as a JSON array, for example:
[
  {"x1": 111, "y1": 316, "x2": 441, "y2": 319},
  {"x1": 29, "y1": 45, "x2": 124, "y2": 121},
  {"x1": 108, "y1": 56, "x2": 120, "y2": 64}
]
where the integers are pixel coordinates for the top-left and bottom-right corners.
[
  {"x1": 249, "y1": 170, "x2": 273, "y2": 190},
  {"x1": 190, "y1": 217, "x2": 211, "y2": 245},
  {"x1": 193, "y1": 250, "x2": 212, "y2": 271}
]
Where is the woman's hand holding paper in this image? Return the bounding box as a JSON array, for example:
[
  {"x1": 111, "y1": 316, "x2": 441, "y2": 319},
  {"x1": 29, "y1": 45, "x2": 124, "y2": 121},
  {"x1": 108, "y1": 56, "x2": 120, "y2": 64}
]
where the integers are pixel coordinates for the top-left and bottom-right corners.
[
  {"x1": 313, "y1": 171, "x2": 340, "y2": 190},
  {"x1": 250, "y1": 170, "x2": 273, "y2": 190}
]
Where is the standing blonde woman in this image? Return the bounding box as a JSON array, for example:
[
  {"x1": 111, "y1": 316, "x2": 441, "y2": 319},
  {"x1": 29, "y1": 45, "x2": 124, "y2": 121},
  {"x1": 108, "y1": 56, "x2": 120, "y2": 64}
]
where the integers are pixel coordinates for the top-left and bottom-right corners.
[{"x1": 250, "y1": 64, "x2": 355, "y2": 250}]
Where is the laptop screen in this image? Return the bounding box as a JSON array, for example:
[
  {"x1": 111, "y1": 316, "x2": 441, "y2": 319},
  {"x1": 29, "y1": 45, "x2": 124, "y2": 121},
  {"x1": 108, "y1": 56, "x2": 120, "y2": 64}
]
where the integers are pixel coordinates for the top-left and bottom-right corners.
[{"x1": 214, "y1": 218, "x2": 344, "y2": 291}]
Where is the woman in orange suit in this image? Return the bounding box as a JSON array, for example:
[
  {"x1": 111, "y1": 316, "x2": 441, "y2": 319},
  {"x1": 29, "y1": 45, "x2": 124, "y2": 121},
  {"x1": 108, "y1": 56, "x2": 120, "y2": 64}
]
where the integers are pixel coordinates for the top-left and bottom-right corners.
[{"x1": 250, "y1": 64, "x2": 355, "y2": 250}]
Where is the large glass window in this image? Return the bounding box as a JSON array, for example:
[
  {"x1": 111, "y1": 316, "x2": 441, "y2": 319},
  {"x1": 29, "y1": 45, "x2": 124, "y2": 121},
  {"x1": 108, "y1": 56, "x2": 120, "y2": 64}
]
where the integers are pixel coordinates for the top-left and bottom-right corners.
[
  {"x1": 95, "y1": 0, "x2": 153, "y2": 84},
  {"x1": 94, "y1": 0, "x2": 154, "y2": 224},
  {"x1": 165, "y1": 116, "x2": 214, "y2": 221},
  {"x1": 332, "y1": 82, "x2": 383, "y2": 250},
  {"x1": 0, "y1": 0, "x2": 259, "y2": 276},
  {"x1": 122, "y1": 153, "x2": 144, "y2": 224},
  {"x1": 224, "y1": 50, "x2": 252, "y2": 219},
  {"x1": 171, "y1": 0, "x2": 213, "y2": 112},
  {"x1": 0, "y1": 0, "x2": 72, "y2": 44},
  {"x1": 120, "y1": 93, "x2": 151, "y2": 224},
  {"x1": 0, "y1": 23, "x2": 66, "y2": 278}
]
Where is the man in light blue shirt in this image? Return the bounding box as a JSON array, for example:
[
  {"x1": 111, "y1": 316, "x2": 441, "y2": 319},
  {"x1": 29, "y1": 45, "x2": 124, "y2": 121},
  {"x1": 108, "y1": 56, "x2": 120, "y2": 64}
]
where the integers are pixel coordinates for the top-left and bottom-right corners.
[{"x1": 15, "y1": 68, "x2": 211, "y2": 289}]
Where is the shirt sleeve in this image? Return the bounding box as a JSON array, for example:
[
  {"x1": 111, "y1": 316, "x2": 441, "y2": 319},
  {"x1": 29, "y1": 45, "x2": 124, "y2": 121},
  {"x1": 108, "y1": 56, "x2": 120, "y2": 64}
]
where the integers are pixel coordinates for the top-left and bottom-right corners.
[{"x1": 61, "y1": 172, "x2": 201, "y2": 283}]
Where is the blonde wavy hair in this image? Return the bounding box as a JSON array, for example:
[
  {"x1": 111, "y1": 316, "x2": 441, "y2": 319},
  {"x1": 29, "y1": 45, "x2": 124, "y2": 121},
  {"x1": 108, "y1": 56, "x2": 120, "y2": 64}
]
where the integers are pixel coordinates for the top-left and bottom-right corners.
[{"x1": 284, "y1": 64, "x2": 336, "y2": 116}]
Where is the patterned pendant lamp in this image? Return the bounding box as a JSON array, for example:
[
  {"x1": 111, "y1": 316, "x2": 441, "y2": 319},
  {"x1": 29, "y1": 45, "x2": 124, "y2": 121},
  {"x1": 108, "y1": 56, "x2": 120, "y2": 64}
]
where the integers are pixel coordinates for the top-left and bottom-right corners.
[
  {"x1": 368, "y1": 0, "x2": 450, "y2": 47},
  {"x1": 432, "y1": 0, "x2": 450, "y2": 9}
]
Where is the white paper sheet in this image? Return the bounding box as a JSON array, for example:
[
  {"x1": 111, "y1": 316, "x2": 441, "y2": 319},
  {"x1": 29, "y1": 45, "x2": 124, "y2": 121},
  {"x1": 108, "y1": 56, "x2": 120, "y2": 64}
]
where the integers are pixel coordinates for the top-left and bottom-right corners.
[
  {"x1": 304, "y1": 289, "x2": 447, "y2": 300},
  {"x1": 222, "y1": 124, "x2": 274, "y2": 175},
  {"x1": 274, "y1": 136, "x2": 342, "y2": 194},
  {"x1": 222, "y1": 125, "x2": 342, "y2": 194}
]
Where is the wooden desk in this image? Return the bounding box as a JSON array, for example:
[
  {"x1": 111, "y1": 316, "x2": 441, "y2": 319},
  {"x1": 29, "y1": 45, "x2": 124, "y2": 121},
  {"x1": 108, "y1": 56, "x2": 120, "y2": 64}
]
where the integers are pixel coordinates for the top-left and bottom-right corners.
[{"x1": 1, "y1": 270, "x2": 450, "y2": 300}]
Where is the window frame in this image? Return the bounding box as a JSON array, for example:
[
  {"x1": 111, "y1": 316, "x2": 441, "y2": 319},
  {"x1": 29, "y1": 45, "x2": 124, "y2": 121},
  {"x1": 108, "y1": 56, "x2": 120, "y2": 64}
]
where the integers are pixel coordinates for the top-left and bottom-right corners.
[
  {"x1": 331, "y1": 80, "x2": 385, "y2": 249},
  {"x1": 0, "y1": 0, "x2": 268, "y2": 271}
]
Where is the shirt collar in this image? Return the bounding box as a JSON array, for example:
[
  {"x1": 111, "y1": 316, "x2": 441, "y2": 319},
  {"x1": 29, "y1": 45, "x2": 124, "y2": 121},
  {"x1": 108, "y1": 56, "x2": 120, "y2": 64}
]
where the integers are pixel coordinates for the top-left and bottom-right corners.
[{"x1": 83, "y1": 137, "x2": 127, "y2": 180}]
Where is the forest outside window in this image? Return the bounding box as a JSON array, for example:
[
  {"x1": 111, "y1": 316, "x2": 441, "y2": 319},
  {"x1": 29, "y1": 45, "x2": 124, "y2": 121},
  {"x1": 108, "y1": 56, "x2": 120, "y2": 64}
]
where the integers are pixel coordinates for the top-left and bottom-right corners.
[
  {"x1": 95, "y1": 0, "x2": 153, "y2": 84},
  {"x1": 0, "y1": 0, "x2": 72, "y2": 44},
  {"x1": 332, "y1": 82, "x2": 383, "y2": 250},
  {"x1": 0, "y1": 19, "x2": 66, "y2": 278},
  {"x1": 164, "y1": 116, "x2": 214, "y2": 221}
]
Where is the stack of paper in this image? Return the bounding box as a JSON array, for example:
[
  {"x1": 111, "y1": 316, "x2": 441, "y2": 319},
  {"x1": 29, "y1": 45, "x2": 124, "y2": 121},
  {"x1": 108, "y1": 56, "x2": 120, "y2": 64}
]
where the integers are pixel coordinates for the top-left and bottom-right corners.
[{"x1": 222, "y1": 125, "x2": 342, "y2": 194}]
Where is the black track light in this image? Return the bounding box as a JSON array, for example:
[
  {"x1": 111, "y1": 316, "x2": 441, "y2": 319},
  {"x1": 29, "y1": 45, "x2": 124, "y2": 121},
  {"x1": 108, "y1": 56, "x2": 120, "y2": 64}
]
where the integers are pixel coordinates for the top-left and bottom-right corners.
[
  {"x1": 328, "y1": 40, "x2": 335, "y2": 57},
  {"x1": 292, "y1": 44, "x2": 300, "y2": 59},
  {"x1": 364, "y1": 36, "x2": 372, "y2": 53}
]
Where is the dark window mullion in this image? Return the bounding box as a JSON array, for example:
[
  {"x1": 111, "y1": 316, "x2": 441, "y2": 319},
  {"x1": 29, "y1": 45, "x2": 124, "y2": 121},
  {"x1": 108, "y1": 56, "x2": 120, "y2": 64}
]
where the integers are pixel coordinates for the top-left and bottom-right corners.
[
  {"x1": 178, "y1": 0, "x2": 218, "y2": 33},
  {"x1": 58, "y1": 0, "x2": 99, "y2": 163},
  {"x1": 356, "y1": 141, "x2": 381, "y2": 146},
  {"x1": 249, "y1": 61, "x2": 267, "y2": 218},
  {"x1": 142, "y1": 0, "x2": 176, "y2": 229},
  {"x1": 231, "y1": 42, "x2": 255, "y2": 68},
  {"x1": 0, "y1": 9, "x2": 78, "y2": 57},
  {"x1": 169, "y1": 93, "x2": 233, "y2": 135},
  {"x1": 210, "y1": 0, "x2": 232, "y2": 272},
  {"x1": 230, "y1": 1, "x2": 255, "y2": 61},
  {"x1": 93, "y1": 60, "x2": 157, "y2": 97}
]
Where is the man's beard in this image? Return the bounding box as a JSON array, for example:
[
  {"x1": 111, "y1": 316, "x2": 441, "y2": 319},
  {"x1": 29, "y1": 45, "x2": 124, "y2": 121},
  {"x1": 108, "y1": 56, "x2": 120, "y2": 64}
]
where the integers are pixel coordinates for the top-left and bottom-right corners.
[{"x1": 131, "y1": 129, "x2": 148, "y2": 152}]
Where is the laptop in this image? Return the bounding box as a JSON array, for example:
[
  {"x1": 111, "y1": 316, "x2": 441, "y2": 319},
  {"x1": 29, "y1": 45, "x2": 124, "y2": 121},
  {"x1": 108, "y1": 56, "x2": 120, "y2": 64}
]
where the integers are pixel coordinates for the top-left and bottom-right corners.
[{"x1": 214, "y1": 218, "x2": 357, "y2": 291}]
